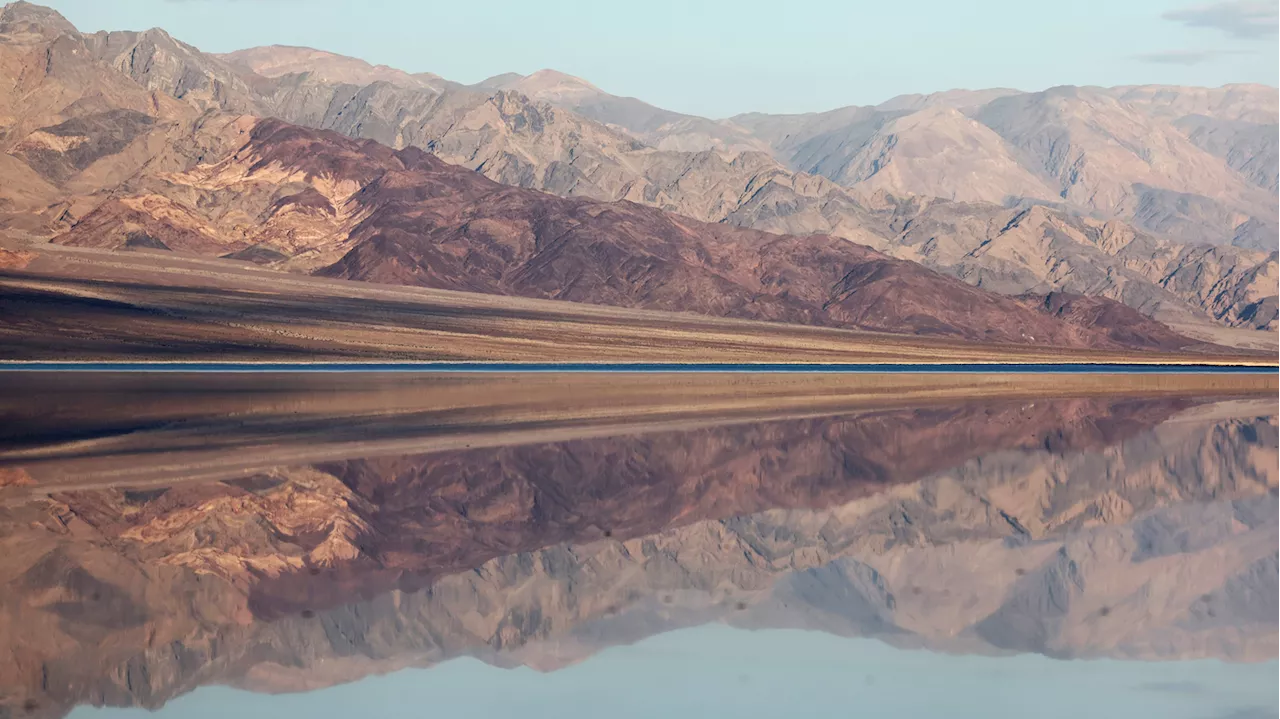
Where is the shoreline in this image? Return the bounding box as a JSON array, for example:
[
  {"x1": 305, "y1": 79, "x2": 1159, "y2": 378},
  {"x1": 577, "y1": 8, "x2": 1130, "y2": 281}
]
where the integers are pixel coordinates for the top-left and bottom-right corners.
[{"x1": 0, "y1": 362, "x2": 1276, "y2": 373}]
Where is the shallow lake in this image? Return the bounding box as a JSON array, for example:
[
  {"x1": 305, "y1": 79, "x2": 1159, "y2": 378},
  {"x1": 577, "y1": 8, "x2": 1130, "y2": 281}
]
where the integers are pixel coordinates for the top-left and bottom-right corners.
[{"x1": 1, "y1": 371, "x2": 1275, "y2": 718}]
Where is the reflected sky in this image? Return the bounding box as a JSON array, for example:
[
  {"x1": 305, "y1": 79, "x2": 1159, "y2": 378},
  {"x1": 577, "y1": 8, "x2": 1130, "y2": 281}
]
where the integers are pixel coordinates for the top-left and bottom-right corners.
[
  {"x1": 71, "y1": 627, "x2": 1278, "y2": 719},
  {"x1": 0, "y1": 372, "x2": 1275, "y2": 718}
]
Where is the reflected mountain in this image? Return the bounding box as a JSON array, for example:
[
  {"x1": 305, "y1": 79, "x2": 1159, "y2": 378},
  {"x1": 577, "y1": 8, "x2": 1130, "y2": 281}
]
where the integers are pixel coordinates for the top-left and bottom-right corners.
[
  {"x1": 0, "y1": 371, "x2": 1272, "y2": 488},
  {"x1": 0, "y1": 373, "x2": 1274, "y2": 717}
]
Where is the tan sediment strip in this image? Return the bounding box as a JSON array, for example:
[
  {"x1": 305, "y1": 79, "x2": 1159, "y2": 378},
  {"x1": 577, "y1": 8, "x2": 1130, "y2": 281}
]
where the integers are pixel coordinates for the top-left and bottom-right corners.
[{"x1": 0, "y1": 242, "x2": 1275, "y2": 365}]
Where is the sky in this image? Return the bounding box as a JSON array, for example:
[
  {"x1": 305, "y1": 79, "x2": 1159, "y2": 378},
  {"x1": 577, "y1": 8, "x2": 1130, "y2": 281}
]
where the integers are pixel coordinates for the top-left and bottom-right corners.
[
  {"x1": 33, "y1": 0, "x2": 1280, "y2": 118},
  {"x1": 72, "y1": 625, "x2": 1280, "y2": 719}
]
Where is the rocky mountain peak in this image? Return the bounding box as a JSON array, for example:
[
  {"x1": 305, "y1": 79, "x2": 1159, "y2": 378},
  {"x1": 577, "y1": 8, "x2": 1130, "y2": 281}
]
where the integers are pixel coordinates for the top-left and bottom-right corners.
[
  {"x1": 875, "y1": 87, "x2": 1023, "y2": 112},
  {"x1": 473, "y1": 71, "x2": 523, "y2": 88},
  {"x1": 522, "y1": 68, "x2": 597, "y2": 88},
  {"x1": 0, "y1": 1, "x2": 77, "y2": 37},
  {"x1": 217, "y1": 44, "x2": 449, "y2": 91},
  {"x1": 486, "y1": 68, "x2": 602, "y2": 102},
  {"x1": 841, "y1": 105, "x2": 1060, "y2": 204}
]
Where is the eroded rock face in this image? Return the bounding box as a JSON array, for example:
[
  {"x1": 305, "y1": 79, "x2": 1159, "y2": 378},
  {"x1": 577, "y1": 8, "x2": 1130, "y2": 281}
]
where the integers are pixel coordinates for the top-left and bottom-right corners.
[{"x1": 0, "y1": 390, "x2": 1274, "y2": 717}]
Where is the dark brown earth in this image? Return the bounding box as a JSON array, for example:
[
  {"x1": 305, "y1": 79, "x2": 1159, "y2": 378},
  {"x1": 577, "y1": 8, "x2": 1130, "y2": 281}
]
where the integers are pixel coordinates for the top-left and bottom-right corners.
[{"x1": 3, "y1": 244, "x2": 1270, "y2": 363}]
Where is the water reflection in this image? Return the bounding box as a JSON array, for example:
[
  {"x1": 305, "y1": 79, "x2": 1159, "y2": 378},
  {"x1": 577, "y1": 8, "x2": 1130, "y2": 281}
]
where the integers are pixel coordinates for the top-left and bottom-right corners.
[
  {"x1": 0, "y1": 372, "x2": 1275, "y2": 718},
  {"x1": 67, "y1": 629, "x2": 1280, "y2": 719}
]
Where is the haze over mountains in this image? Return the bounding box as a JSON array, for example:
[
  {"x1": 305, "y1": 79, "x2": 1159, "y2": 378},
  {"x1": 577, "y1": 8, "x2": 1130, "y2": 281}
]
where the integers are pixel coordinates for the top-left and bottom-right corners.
[{"x1": 0, "y1": 1, "x2": 1276, "y2": 354}]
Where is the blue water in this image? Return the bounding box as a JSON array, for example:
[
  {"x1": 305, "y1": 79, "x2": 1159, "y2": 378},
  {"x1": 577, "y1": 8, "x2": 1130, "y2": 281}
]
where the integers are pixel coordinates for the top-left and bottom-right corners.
[{"x1": 0, "y1": 362, "x2": 1274, "y2": 373}]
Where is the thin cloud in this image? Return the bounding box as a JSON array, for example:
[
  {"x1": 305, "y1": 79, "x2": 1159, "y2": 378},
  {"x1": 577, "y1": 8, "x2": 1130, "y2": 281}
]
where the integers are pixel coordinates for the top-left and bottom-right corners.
[
  {"x1": 1132, "y1": 48, "x2": 1251, "y2": 64},
  {"x1": 1212, "y1": 708, "x2": 1276, "y2": 719},
  {"x1": 1137, "y1": 680, "x2": 1207, "y2": 694},
  {"x1": 1163, "y1": 1, "x2": 1279, "y2": 39}
]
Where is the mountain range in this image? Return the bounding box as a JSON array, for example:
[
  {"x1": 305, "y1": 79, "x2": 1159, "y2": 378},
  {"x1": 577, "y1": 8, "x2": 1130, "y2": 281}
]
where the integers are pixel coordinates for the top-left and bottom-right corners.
[
  {"x1": 0, "y1": 0, "x2": 1276, "y2": 356},
  {"x1": 216, "y1": 41, "x2": 1280, "y2": 337}
]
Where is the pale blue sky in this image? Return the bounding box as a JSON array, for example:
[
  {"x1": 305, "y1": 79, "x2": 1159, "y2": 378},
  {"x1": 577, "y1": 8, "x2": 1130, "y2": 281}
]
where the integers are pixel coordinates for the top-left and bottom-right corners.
[
  {"x1": 72, "y1": 626, "x2": 1279, "y2": 719},
  {"x1": 36, "y1": 0, "x2": 1280, "y2": 117}
]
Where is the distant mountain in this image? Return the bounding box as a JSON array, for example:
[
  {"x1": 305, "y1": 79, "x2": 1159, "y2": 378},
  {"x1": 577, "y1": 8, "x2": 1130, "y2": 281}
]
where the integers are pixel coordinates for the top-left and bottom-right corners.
[
  {"x1": 99, "y1": 38, "x2": 1280, "y2": 333},
  {"x1": 731, "y1": 84, "x2": 1278, "y2": 249},
  {"x1": 472, "y1": 67, "x2": 769, "y2": 154},
  {"x1": 1114, "y1": 86, "x2": 1279, "y2": 193},
  {"x1": 972, "y1": 86, "x2": 1276, "y2": 249},
  {"x1": 823, "y1": 105, "x2": 1060, "y2": 204},
  {"x1": 1108, "y1": 83, "x2": 1280, "y2": 131},
  {"x1": 83, "y1": 27, "x2": 264, "y2": 114},
  {"x1": 218, "y1": 44, "x2": 454, "y2": 92},
  {"x1": 874, "y1": 87, "x2": 1024, "y2": 112}
]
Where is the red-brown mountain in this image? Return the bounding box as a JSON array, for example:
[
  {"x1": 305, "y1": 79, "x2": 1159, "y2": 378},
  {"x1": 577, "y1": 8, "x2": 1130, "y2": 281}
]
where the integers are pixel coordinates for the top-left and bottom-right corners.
[{"x1": 51, "y1": 118, "x2": 1214, "y2": 352}]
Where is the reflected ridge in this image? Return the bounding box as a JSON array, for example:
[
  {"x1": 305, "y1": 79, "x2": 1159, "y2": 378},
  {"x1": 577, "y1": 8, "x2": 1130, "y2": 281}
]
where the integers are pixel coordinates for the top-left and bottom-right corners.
[{"x1": 0, "y1": 373, "x2": 1274, "y2": 717}]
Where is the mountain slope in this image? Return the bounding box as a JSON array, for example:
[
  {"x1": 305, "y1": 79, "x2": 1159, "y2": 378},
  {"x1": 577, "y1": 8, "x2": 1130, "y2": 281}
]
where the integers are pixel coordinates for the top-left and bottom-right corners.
[
  {"x1": 730, "y1": 104, "x2": 903, "y2": 182},
  {"x1": 972, "y1": 86, "x2": 1277, "y2": 249},
  {"x1": 731, "y1": 84, "x2": 1279, "y2": 250},
  {"x1": 835, "y1": 105, "x2": 1059, "y2": 204},
  {"x1": 81, "y1": 27, "x2": 265, "y2": 114},
  {"x1": 0, "y1": 3, "x2": 1274, "y2": 345},
  {"x1": 475, "y1": 68, "x2": 768, "y2": 153},
  {"x1": 49, "y1": 117, "x2": 1219, "y2": 351},
  {"x1": 879, "y1": 200, "x2": 1279, "y2": 332},
  {"x1": 0, "y1": 3, "x2": 216, "y2": 236},
  {"x1": 1108, "y1": 84, "x2": 1279, "y2": 192},
  {"x1": 1174, "y1": 114, "x2": 1279, "y2": 193}
]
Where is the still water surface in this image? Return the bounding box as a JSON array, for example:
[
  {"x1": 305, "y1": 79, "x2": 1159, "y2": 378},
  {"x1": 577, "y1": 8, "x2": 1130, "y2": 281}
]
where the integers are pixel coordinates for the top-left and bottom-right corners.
[
  {"x1": 0, "y1": 371, "x2": 1275, "y2": 718},
  {"x1": 70, "y1": 627, "x2": 1280, "y2": 719}
]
